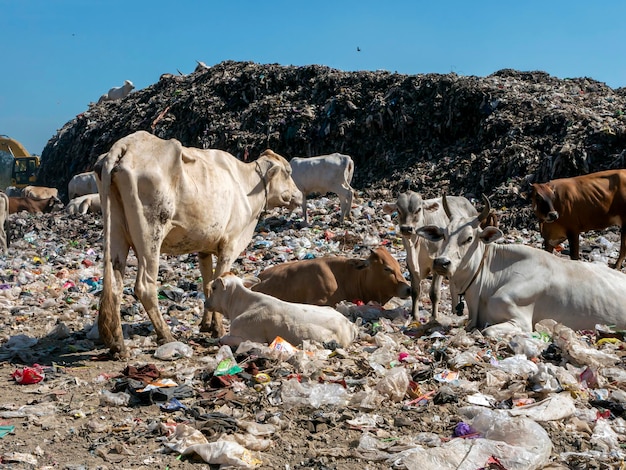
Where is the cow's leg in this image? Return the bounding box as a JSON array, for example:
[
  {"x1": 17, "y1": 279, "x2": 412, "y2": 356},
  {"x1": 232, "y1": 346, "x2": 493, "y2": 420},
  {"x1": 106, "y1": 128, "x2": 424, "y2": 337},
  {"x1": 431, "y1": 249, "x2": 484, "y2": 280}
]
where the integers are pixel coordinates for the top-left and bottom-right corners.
[
  {"x1": 337, "y1": 186, "x2": 353, "y2": 224},
  {"x1": 615, "y1": 225, "x2": 626, "y2": 270},
  {"x1": 301, "y1": 196, "x2": 309, "y2": 226},
  {"x1": 567, "y1": 231, "x2": 580, "y2": 260},
  {"x1": 124, "y1": 203, "x2": 174, "y2": 345},
  {"x1": 429, "y1": 272, "x2": 442, "y2": 322},
  {"x1": 133, "y1": 252, "x2": 175, "y2": 345},
  {"x1": 99, "y1": 217, "x2": 130, "y2": 358},
  {"x1": 198, "y1": 252, "x2": 223, "y2": 336},
  {"x1": 403, "y1": 241, "x2": 421, "y2": 321}
]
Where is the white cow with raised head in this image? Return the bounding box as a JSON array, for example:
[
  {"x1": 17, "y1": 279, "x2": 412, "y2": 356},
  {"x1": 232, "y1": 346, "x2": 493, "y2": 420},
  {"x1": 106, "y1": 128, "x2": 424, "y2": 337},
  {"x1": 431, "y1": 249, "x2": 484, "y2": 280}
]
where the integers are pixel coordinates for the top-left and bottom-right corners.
[
  {"x1": 97, "y1": 80, "x2": 135, "y2": 104},
  {"x1": 384, "y1": 191, "x2": 477, "y2": 322},
  {"x1": 207, "y1": 273, "x2": 357, "y2": 348},
  {"x1": 289, "y1": 153, "x2": 354, "y2": 225},
  {"x1": 68, "y1": 171, "x2": 99, "y2": 200},
  {"x1": 416, "y1": 195, "x2": 626, "y2": 337},
  {"x1": 95, "y1": 131, "x2": 302, "y2": 358}
]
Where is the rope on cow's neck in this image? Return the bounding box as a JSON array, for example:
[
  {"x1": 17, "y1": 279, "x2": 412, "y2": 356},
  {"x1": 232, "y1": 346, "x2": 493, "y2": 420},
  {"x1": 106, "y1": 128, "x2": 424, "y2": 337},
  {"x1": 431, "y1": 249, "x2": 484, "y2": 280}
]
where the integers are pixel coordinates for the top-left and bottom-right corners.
[
  {"x1": 255, "y1": 161, "x2": 269, "y2": 216},
  {"x1": 455, "y1": 245, "x2": 490, "y2": 316}
]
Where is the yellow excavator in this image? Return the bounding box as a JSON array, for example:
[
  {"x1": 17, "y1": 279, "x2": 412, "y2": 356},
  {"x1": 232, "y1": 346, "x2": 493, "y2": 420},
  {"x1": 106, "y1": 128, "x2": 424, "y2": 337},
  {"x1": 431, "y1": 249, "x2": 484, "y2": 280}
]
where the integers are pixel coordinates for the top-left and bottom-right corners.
[{"x1": 0, "y1": 135, "x2": 40, "y2": 188}]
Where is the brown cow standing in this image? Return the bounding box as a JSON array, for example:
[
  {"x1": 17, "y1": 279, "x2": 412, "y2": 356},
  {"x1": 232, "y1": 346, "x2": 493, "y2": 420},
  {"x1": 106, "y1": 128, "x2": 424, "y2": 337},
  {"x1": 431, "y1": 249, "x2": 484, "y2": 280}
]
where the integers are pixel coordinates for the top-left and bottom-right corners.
[
  {"x1": 8, "y1": 196, "x2": 63, "y2": 214},
  {"x1": 251, "y1": 246, "x2": 411, "y2": 306},
  {"x1": 531, "y1": 169, "x2": 626, "y2": 269}
]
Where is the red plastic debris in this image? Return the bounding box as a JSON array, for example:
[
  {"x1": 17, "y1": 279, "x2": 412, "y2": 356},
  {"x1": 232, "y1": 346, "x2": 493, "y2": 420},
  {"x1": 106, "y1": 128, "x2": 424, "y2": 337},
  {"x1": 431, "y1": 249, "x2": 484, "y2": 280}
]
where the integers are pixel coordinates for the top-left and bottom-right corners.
[{"x1": 11, "y1": 364, "x2": 45, "y2": 384}]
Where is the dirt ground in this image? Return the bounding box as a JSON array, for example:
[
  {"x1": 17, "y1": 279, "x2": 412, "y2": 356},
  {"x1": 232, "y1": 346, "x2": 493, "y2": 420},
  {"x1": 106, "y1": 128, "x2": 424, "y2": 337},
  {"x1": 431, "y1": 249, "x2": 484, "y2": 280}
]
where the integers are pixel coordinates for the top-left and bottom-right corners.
[{"x1": 0, "y1": 197, "x2": 625, "y2": 469}]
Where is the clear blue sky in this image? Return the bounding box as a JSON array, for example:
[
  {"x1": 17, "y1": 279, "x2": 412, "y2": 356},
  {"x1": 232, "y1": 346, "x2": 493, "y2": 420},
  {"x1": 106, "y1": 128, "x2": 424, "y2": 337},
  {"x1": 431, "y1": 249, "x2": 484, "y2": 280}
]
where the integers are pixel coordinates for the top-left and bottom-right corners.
[{"x1": 1, "y1": 0, "x2": 624, "y2": 156}]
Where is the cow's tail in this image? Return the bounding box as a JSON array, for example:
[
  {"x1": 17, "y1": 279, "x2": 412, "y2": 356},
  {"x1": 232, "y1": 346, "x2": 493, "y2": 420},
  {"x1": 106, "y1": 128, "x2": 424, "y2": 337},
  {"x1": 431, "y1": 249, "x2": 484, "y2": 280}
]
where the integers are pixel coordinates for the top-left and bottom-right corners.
[{"x1": 94, "y1": 148, "x2": 125, "y2": 355}]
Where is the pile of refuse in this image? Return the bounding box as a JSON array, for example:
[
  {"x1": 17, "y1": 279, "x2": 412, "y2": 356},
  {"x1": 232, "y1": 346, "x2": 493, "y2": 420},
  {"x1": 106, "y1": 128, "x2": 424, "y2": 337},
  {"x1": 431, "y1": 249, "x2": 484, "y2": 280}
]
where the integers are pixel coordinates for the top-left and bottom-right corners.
[
  {"x1": 1, "y1": 198, "x2": 626, "y2": 469},
  {"x1": 37, "y1": 61, "x2": 626, "y2": 232}
]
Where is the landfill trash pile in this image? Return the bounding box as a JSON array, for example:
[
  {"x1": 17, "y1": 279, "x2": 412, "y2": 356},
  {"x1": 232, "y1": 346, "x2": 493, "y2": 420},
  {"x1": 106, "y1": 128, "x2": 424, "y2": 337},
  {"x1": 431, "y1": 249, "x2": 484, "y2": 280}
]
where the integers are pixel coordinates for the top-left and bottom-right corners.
[
  {"x1": 1, "y1": 200, "x2": 626, "y2": 469},
  {"x1": 37, "y1": 61, "x2": 626, "y2": 232}
]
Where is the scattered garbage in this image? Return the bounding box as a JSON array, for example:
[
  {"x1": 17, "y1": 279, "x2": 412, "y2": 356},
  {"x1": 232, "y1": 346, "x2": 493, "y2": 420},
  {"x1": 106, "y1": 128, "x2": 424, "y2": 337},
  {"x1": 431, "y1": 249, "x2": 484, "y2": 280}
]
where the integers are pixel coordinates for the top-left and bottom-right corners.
[{"x1": 3, "y1": 192, "x2": 626, "y2": 467}]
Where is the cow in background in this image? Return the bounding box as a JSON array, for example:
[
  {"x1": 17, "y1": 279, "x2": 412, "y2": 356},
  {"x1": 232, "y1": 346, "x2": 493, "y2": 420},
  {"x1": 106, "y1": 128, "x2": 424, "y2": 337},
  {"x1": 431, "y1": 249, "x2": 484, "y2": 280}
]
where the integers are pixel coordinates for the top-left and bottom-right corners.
[
  {"x1": 531, "y1": 169, "x2": 626, "y2": 269},
  {"x1": 66, "y1": 194, "x2": 101, "y2": 215},
  {"x1": 0, "y1": 192, "x2": 9, "y2": 253},
  {"x1": 384, "y1": 191, "x2": 479, "y2": 322},
  {"x1": 68, "y1": 171, "x2": 99, "y2": 200},
  {"x1": 289, "y1": 153, "x2": 354, "y2": 225},
  {"x1": 207, "y1": 273, "x2": 358, "y2": 348},
  {"x1": 95, "y1": 131, "x2": 302, "y2": 358},
  {"x1": 416, "y1": 194, "x2": 626, "y2": 337},
  {"x1": 23, "y1": 186, "x2": 59, "y2": 201},
  {"x1": 8, "y1": 196, "x2": 64, "y2": 214},
  {"x1": 97, "y1": 80, "x2": 135, "y2": 104},
  {"x1": 251, "y1": 246, "x2": 410, "y2": 307}
]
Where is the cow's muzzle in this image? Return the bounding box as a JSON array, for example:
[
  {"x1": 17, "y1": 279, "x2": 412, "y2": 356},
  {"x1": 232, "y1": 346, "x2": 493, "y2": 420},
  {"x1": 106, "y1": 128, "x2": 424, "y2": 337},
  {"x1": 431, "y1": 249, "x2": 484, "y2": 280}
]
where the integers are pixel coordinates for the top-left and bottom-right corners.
[
  {"x1": 432, "y1": 257, "x2": 451, "y2": 276},
  {"x1": 399, "y1": 225, "x2": 414, "y2": 235},
  {"x1": 545, "y1": 211, "x2": 559, "y2": 223}
]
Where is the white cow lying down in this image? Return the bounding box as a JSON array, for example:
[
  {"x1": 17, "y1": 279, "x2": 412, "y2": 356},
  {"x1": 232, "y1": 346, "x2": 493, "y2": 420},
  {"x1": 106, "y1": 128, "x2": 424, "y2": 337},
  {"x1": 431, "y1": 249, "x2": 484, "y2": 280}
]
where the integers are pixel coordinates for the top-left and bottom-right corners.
[
  {"x1": 289, "y1": 153, "x2": 354, "y2": 225},
  {"x1": 417, "y1": 195, "x2": 626, "y2": 337},
  {"x1": 98, "y1": 80, "x2": 135, "y2": 104},
  {"x1": 66, "y1": 193, "x2": 101, "y2": 215},
  {"x1": 206, "y1": 273, "x2": 358, "y2": 348}
]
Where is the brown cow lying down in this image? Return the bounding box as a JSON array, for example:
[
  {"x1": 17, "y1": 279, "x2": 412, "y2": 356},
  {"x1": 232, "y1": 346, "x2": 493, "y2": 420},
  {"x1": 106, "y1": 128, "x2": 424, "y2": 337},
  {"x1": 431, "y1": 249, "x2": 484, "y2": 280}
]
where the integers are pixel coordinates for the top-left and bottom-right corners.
[
  {"x1": 251, "y1": 246, "x2": 410, "y2": 306},
  {"x1": 8, "y1": 196, "x2": 64, "y2": 214},
  {"x1": 206, "y1": 273, "x2": 358, "y2": 348}
]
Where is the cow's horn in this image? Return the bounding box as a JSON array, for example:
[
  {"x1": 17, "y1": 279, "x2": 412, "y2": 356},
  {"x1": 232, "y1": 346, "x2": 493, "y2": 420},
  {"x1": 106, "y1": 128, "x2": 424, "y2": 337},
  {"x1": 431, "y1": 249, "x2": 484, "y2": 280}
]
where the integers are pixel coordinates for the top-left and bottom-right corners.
[
  {"x1": 479, "y1": 194, "x2": 491, "y2": 222},
  {"x1": 442, "y1": 192, "x2": 452, "y2": 218}
]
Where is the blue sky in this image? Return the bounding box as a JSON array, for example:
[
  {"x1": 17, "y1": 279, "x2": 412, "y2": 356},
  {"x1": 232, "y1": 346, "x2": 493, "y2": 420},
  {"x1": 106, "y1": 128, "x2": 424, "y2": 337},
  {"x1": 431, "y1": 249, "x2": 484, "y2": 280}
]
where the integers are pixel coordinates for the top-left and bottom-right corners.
[{"x1": 1, "y1": 0, "x2": 625, "y2": 156}]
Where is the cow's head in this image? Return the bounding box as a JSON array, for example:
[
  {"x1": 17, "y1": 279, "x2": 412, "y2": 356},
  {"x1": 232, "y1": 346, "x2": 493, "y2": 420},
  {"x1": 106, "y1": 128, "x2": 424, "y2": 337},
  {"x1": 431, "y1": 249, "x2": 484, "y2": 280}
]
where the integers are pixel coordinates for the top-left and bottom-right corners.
[
  {"x1": 416, "y1": 195, "x2": 502, "y2": 280},
  {"x1": 531, "y1": 183, "x2": 559, "y2": 223},
  {"x1": 206, "y1": 272, "x2": 240, "y2": 314},
  {"x1": 44, "y1": 196, "x2": 65, "y2": 213},
  {"x1": 258, "y1": 150, "x2": 303, "y2": 209},
  {"x1": 353, "y1": 246, "x2": 411, "y2": 303},
  {"x1": 384, "y1": 191, "x2": 440, "y2": 237}
]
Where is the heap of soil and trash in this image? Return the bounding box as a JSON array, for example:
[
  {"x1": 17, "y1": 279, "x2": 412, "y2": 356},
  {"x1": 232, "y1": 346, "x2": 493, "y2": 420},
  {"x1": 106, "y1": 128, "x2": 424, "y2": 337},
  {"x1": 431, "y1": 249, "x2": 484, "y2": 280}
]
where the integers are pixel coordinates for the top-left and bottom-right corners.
[
  {"x1": 38, "y1": 60, "x2": 626, "y2": 230},
  {"x1": 1, "y1": 62, "x2": 626, "y2": 468},
  {"x1": 1, "y1": 198, "x2": 626, "y2": 469}
]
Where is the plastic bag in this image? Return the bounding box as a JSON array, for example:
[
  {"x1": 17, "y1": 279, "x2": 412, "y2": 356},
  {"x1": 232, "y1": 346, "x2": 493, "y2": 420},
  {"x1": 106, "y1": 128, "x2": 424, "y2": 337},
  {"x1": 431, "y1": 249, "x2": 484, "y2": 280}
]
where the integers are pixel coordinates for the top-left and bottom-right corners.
[
  {"x1": 154, "y1": 341, "x2": 193, "y2": 361},
  {"x1": 375, "y1": 367, "x2": 409, "y2": 402}
]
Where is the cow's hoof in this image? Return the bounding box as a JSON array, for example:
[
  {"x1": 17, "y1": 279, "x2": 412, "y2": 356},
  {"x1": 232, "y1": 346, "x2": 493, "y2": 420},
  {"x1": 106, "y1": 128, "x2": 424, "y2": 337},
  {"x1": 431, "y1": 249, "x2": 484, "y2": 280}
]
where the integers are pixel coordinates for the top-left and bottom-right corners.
[{"x1": 199, "y1": 322, "x2": 211, "y2": 333}]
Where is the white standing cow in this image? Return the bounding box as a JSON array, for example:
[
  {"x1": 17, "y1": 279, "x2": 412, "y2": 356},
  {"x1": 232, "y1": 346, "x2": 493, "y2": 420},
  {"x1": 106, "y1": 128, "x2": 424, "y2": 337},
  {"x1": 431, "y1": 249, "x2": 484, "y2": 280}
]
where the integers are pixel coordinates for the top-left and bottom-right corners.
[
  {"x1": 0, "y1": 192, "x2": 9, "y2": 254},
  {"x1": 289, "y1": 153, "x2": 354, "y2": 225},
  {"x1": 206, "y1": 273, "x2": 358, "y2": 348},
  {"x1": 384, "y1": 191, "x2": 478, "y2": 322},
  {"x1": 98, "y1": 80, "x2": 135, "y2": 104},
  {"x1": 95, "y1": 131, "x2": 302, "y2": 358},
  {"x1": 68, "y1": 171, "x2": 99, "y2": 200},
  {"x1": 416, "y1": 195, "x2": 626, "y2": 337}
]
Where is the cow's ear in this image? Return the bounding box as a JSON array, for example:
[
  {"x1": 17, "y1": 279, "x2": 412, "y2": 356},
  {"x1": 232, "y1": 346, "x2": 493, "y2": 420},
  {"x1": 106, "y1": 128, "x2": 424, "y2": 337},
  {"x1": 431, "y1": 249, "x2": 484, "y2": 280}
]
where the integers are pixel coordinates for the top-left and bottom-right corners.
[
  {"x1": 242, "y1": 276, "x2": 260, "y2": 289},
  {"x1": 266, "y1": 161, "x2": 280, "y2": 179},
  {"x1": 479, "y1": 226, "x2": 503, "y2": 244},
  {"x1": 424, "y1": 202, "x2": 439, "y2": 212},
  {"x1": 416, "y1": 225, "x2": 444, "y2": 242},
  {"x1": 382, "y1": 203, "x2": 397, "y2": 215}
]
